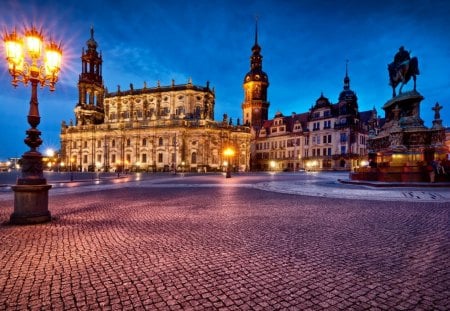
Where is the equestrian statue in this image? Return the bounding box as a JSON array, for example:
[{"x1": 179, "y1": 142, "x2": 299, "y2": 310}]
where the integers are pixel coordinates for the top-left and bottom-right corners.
[{"x1": 388, "y1": 46, "x2": 420, "y2": 97}]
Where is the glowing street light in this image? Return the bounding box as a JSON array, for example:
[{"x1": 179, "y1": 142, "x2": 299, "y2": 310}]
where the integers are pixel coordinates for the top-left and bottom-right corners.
[
  {"x1": 45, "y1": 148, "x2": 55, "y2": 157},
  {"x1": 270, "y1": 160, "x2": 276, "y2": 170},
  {"x1": 223, "y1": 147, "x2": 235, "y2": 178},
  {"x1": 3, "y1": 26, "x2": 62, "y2": 224}
]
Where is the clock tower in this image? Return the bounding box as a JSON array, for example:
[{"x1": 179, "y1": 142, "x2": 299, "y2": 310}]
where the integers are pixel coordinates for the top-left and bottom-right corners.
[{"x1": 242, "y1": 21, "x2": 269, "y2": 128}]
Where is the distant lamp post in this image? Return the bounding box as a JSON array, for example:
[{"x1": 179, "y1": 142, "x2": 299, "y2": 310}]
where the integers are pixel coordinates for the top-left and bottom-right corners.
[
  {"x1": 223, "y1": 147, "x2": 235, "y2": 178},
  {"x1": 70, "y1": 157, "x2": 75, "y2": 172},
  {"x1": 135, "y1": 161, "x2": 141, "y2": 173},
  {"x1": 3, "y1": 26, "x2": 62, "y2": 224}
]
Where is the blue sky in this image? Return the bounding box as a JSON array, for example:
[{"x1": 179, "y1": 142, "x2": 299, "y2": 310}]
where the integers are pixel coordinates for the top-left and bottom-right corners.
[{"x1": 1, "y1": 0, "x2": 449, "y2": 159}]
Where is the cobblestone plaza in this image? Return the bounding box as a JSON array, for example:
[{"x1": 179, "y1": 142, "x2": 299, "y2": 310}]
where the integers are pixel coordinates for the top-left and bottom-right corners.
[{"x1": 0, "y1": 173, "x2": 449, "y2": 310}]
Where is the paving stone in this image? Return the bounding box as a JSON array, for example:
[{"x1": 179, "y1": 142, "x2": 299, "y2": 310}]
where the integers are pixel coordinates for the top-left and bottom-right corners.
[{"x1": 0, "y1": 174, "x2": 448, "y2": 310}]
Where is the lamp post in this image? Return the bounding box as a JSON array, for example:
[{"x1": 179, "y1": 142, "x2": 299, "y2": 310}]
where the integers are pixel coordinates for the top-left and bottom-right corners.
[
  {"x1": 223, "y1": 147, "x2": 235, "y2": 178},
  {"x1": 3, "y1": 26, "x2": 62, "y2": 224}
]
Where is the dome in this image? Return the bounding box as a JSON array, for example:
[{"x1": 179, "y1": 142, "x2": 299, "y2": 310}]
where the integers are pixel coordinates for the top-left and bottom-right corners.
[
  {"x1": 339, "y1": 89, "x2": 357, "y2": 102},
  {"x1": 244, "y1": 70, "x2": 268, "y2": 83},
  {"x1": 313, "y1": 93, "x2": 332, "y2": 109},
  {"x1": 339, "y1": 64, "x2": 357, "y2": 102},
  {"x1": 252, "y1": 42, "x2": 261, "y2": 54}
]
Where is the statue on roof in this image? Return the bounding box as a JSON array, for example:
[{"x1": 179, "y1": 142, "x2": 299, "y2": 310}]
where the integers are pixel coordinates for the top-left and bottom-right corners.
[
  {"x1": 432, "y1": 102, "x2": 443, "y2": 120},
  {"x1": 388, "y1": 46, "x2": 420, "y2": 97}
]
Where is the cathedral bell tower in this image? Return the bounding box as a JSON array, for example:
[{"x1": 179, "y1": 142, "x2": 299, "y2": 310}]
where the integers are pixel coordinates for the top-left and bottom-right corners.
[
  {"x1": 241, "y1": 21, "x2": 269, "y2": 128},
  {"x1": 74, "y1": 27, "x2": 105, "y2": 125}
]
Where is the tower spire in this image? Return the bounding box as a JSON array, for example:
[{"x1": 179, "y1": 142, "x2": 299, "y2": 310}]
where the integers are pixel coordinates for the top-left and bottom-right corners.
[
  {"x1": 254, "y1": 15, "x2": 258, "y2": 46},
  {"x1": 344, "y1": 59, "x2": 350, "y2": 90},
  {"x1": 345, "y1": 59, "x2": 349, "y2": 77}
]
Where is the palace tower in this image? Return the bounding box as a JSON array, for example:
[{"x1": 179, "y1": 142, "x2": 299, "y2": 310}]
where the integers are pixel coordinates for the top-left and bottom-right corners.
[{"x1": 241, "y1": 21, "x2": 269, "y2": 128}]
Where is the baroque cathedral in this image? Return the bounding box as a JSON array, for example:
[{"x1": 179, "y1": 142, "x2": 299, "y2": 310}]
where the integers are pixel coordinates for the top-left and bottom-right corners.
[
  {"x1": 60, "y1": 26, "x2": 371, "y2": 172},
  {"x1": 60, "y1": 28, "x2": 251, "y2": 173}
]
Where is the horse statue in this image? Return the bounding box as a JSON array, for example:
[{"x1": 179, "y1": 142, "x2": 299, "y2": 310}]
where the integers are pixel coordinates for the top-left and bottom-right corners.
[{"x1": 388, "y1": 46, "x2": 420, "y2": 97}]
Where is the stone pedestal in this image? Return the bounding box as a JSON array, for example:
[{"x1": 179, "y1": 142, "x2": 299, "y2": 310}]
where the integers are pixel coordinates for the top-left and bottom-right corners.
[
  {"x1": 353, "y1": 90, "x2": 449, "y2": 183},
  {"x1": 10, "y1": 184, "x2": 52, "y2": 225}
]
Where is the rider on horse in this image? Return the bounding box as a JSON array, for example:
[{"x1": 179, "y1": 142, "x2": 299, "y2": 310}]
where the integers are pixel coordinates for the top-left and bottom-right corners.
[
  {"x1": 393, "y1": 46, "x2": 410, "y2": 79},
  {"x1": 388, "y1": 46, "x2": 419, "y2": 97}
]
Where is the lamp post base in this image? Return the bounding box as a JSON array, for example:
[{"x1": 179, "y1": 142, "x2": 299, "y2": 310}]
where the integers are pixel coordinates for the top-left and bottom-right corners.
[{"x1": 10, "y1": 184, "x2": 52, "y2": 225}]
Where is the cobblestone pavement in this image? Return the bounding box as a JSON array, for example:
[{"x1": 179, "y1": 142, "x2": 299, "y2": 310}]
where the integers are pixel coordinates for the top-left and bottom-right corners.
[{"x1": 0, "y1": 174, "x2": 449, "y2": 310}]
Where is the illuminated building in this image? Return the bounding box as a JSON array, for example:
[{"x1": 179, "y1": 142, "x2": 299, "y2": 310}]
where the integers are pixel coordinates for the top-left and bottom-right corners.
[
  {"x1": 248, "y1": 44, "x2": 372, "y2": 171},
  {"x1": 60, "y1": 29, "x2": 251, "y2": 173}
]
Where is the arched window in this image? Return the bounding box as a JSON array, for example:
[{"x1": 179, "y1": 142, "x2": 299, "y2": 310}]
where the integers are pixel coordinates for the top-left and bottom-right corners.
[
  {"x1": 127, "y1": 138, "x2": 131, "y2": 147},
  {"x1": 112, "y1": 139, "x2": 116, "y2": 148},
  {"x1": 159, "y1": 137, "x2": 164, "y2": 146},
  {"x1": 176, "y1": 106, "x2": 185, "y2": 115},
  {"x1": 191, "y1": 152, "x2": 197, "y2": 164},
  {"x1": 142, "y1": 138, "x2": 147, "y2": 146},
  {"x1": 194, "y1": 106, "x2": 201, "y2": 118}
]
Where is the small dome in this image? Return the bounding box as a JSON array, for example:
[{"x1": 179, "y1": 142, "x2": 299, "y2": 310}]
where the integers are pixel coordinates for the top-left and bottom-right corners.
[
  {"x1": 313, "y1": 93, "x2": 331, "y2": 109},
  {"x1": 274, "y1": 111, "x2": 283, "y2": 117},
  {"x1": 244, "y1": 70, "x2": 268, "y2": 83},
  {"x1": 86, "y1": 27, "x2": 98, "y2": 50},
  {"x1": 339, "y1": 89, "x2": 357, "y2": 102},
  {"x1": 252, "y1": 43, "x2": 261, "y2": 54}
]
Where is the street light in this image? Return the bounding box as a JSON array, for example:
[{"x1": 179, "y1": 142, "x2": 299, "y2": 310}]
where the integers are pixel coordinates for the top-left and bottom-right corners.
[
  {"x1": 223, "y1": 147, "x2": 235, "y2": 178},
  {"x1": 270, "y1": 160, "x2": 276, "y2": 171},
  {"x1": 3, "y1": 26, "x2": 62, "y2": 224}
]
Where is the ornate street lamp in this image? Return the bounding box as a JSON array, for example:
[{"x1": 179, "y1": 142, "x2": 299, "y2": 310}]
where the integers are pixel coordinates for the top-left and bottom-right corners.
[
  {"x1": 223, "y1": 147, "x2": 235, "y2": 178},
  {"x1": 3, "y1": 26, "x2": 62, "y2": 224}
]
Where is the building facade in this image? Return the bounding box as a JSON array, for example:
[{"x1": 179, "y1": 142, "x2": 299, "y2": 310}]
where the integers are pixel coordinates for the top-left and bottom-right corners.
[
  {"x1": 60, "y1": 26, "x2": 371, "y2": 173},
  {"x1": 60, "y1": 29, "x2": 251, "y2": 173},
  {"x1": 251, "y1": 63, "x2": 371, "y2": 171}
]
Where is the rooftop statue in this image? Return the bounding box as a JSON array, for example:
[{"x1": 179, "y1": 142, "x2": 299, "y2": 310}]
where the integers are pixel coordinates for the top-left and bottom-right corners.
[
  {"x1": 388, "y1": 46, "x2": 420, "y2": 97},
  {"x1": 432, "y1": 102, "x2": 443, "y2": 120}
]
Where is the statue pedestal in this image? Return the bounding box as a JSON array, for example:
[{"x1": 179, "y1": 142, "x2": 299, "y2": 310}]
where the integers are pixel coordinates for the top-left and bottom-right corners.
[
  {"x1": 355, "y1": 90, "x2": 449, "y2": 183},
  {"x1": 10, "y1": 184, "x2": 52, "y2": 225},
  {"x1": 382, "y1": 91, "x2": 425, "y2": 130}
]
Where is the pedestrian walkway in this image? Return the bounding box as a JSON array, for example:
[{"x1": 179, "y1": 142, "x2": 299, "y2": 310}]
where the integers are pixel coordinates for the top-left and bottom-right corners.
[
  {"x1": 253, "y1": 178, "x2": 450, "y2": 203},
  {"x1": 0, "y1": 172, "x2": 449, "y2": 203}
]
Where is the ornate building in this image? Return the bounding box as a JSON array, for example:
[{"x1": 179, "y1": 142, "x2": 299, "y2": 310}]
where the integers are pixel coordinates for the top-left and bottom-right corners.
[
  {"x1": 252, "y1": 63, "x2": 371, "y2": 171},
  {"x1": 60, "y1": 26, "x2": 371, "y2": 173},
  {"x1": 60, "y1": 29, "x2": 251, "y2": 173}
]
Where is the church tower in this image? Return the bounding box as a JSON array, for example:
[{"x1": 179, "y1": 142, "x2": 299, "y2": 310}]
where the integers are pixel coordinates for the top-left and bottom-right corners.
[
  {"x1": 74, "y1": 27, "x2": 105, "y2": 125},
  {"x1": 337, "y1": 60, "x2": 358, "y2": 118},
  {"x1": 242, "y1": 20, "x2": 269, "y2": 128}
]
